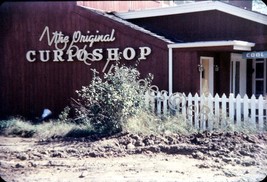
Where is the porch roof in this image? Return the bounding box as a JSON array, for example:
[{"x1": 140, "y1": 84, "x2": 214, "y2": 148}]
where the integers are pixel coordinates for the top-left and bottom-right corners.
[
  {"x1": 78, "y1": 5, "x2": 174, "y2": 44},
  {"x1": 115, "y1": 1, "x2": 267, "y2": 26},
  {"x1": 167, "y1": 40, "x2": 255, "y2": 51}
]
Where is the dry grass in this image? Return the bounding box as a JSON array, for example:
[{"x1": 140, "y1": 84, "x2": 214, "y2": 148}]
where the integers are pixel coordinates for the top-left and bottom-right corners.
[
  {"x1": 0, "y1": 112, "x2": 263, "y2": 139},
  {"x1": 0, "y1": 117, "x2": 93, "y2": 138},
  {"x1": 123, "y1": 111, "x2": 197, "y2": 135}
]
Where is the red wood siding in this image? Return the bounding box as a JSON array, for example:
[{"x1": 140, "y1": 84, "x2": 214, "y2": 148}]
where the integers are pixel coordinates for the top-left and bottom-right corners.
[
  {"x1": 172, "y1": 50, "x2": 231, "y2": 96},
  {"x1": 0, "y1": 2, "x2": 168, "y2": 118},
  {"x1": 129, "y1": 10, "x2": 267, "y2": 50},
  {"x1": 172, "y1": 51, "x2": 200, "y2": 94}
]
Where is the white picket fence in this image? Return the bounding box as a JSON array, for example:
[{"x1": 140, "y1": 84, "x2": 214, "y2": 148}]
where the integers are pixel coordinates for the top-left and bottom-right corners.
[{"x1": 144, "y1": 91, "x2": 267, "y2": 131}]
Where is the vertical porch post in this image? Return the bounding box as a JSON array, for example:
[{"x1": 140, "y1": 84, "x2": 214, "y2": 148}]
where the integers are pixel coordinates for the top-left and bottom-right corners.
[{"x1": 168, "y1": 47, "x2": 173, "y2": 95}]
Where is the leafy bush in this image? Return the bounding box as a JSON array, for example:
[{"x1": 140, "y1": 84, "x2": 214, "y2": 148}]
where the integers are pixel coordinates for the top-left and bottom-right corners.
[{"x1": 71, "y1": 64, "x2": 153, "y2": 135}]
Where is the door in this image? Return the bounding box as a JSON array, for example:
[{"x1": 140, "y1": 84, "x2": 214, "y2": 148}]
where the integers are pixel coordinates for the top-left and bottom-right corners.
[
  {"x1": 230, "y1": 53, "x2": 247, "y2": 97},
  {"x1": 200, "y1": 57, "x2": 214, "y2": 96}
]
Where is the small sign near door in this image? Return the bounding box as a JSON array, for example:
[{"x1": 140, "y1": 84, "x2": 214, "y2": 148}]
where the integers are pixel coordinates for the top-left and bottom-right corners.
[{"x1": 242, "y1": 51, "x2": 267, "y2": 59}]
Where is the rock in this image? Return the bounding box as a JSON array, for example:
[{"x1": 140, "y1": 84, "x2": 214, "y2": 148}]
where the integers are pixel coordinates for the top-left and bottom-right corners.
[
  {"x1": 79, "y1": 172, "x2": 87, "y2": 178},
  {"x1": 223, "y1": 169, "x2": 236, "y2": 177},
  {"x1": 190, "y1": 137, "x2": 201, "y2": 145},
  {"x1": 208, "y1": 143, "x2": 220, "y2": 151},
  {"x1": 126, "y1": 143, "x2": 135, "y2": 150},
  {"x1": 211, "y1": 132, "x2": 221, "y2": 137},
  {"x1": 147, "y1": 146, "x2": 160, "y2": 153},
  {"x1": 30, "y1": 152, "x2": 43, "y2": 160},
  {"x1": 192, "y1": 151, "x2": 205, "y2": 160},
  {"x1": 239, "y1": 150, "x2": 254, "y2": 157},
  {"x1": 0, "y1": 161, "x2": 10, "y2": 169},
  {"x1": 203, "y1": 130, "x2": 211, "y2": 137},
  {"x1": 50, "y1": 151, "x2": 66, "y2": 158},
  {"x1": 15, "y1": 163, "x2": 24, "y2": 168},
  {"x1": 166, "y1": 136, "x2": 175, "y2": 145},
  {"x1": 29, "y1": 161, "x2": 37, "y2": 167},
  {"x1": 197, "y1": 163, "x2": 210, "y2": 168},
  {"x1": 234, "y1": 158, "x2": 241, "y2": 165},
  {"x1": 119, "y1": 136, "x2": 133, "y2": 146},
  {"x1": 195, "y1": 133, "x2": 204, "y2": 138},
  {"x1": 225, "y1": 132, "x2": 233, "y2": 137},
  {"x1": 245, "y1": 135, "x2": 258, "y2": 144},
  {"x1": 242, "y1": 160, "x2": 256, "y2": 166},
  {"x1": 66, "y1": 148, "x2": 79, "y2": 154},
  {"x1": 16, "y1": 153, "x2": 27, "y2": 161},
  {"x1": 222, "y1": 156, "x2": 232, "y2": 163},
  {"x1": 129, "y1": 134, "x2": 141, "y2": 141},
  {"x1": 143, "y1": 137, "x2": 154, "y2": 146},
  {"x1": 134, "y1": 140, "x2": 145, "y2": 147},
  {"x1": 39, "y1": 150, "x2": 48, "y2": 155},
  {"x1": 88, "y1": 152, "x2": 97, "y2": 157}
]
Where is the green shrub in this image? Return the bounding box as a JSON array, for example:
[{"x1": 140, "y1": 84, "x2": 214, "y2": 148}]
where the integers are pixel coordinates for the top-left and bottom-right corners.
[{"x1": 71, "y1": 64, "x2": 153, "y2": 135}]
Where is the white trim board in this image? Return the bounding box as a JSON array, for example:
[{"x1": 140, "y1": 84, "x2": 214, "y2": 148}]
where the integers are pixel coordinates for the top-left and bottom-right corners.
[
  {"x1": 167, "y1": 40, "x2": 255, "y2": 51},
  {"x1": 115, "y1": 1, "x2": 267, "y2": 26}
]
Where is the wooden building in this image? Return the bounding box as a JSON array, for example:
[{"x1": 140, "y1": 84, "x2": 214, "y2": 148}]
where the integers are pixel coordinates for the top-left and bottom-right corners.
[
  {"x1": 115, "y1": 1, "x2": 267, "y2": 97},
  {"x1": 0, "y1": 1, "x2": 267, "y2": 118},
  {"x1": 0, "y1": 2, "x2": 171, "y2": 118}
]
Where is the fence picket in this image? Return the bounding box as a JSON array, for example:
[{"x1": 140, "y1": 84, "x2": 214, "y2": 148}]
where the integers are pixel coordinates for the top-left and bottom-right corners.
[
  {"x1": 156, "y1": 92, "x2": 161, "y2": 115},
  {"x1": 182, "y1": 93, "x2": 187, "y2": 118},
  {"x1": 243, "y1": 95, "x2": 249, "y2": 123},
  {"x1": 193, "y1": 93, "x2": 200, "y2": 129},
  {"x1": 214, "y1": 94, "x2": 220, "y2": 128},
  {"x1": 221, "y1": 94, "x2": 227, "y2": 127},
  {"x1": 229, "y1": 94, "x2": 235, "y2": 123},
  {"x1": 187, "y1": 93, "x2": 193, "y2": 126},
  {"x1": 163, "y1": 92, "x2": 168, "y2": 115},
  {"x1": 208, "y1": 94, "x2": 214, "y2": 130},
  {"x1": 258, "y1": 95, "x2": 264, "y2": 130},
  {"x1": 236, "y1": 94, "x2": 242, "y2": 126},
  {"x1": 150, "y1": 91, "x2": 155, "y2": 113},
  {"x1": 251, "y1": 95, "x2": 256, "y2": 128},
  {"x1": 200, "y1": 94, "x2": 206, "y2": 130}
]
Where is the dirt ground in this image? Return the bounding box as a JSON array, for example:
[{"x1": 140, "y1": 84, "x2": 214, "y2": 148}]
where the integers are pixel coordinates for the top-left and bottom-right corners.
[{"x1": 1, "y1": 131, "x2": 267, "y2": 182}]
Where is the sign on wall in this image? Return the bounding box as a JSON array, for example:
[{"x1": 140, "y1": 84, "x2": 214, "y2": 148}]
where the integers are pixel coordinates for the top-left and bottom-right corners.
[
  {"x1": 26, "y1": 26, "x2": 152, "y2": 71},
  {"x1": 242, "y1": 51, "x2": 267, "y2": 59}
]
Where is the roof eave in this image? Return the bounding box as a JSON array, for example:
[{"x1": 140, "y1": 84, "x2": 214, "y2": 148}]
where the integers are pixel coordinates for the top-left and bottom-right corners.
[
  {"x1": 77, "y1": 5, "x2": 174, "y2": 44},
  {"x1": 115, "y1": 1, "x2": 267, "y2": 26},
  {"x1": 168, "y1": 40, "x2": 255, "y2": 51}
]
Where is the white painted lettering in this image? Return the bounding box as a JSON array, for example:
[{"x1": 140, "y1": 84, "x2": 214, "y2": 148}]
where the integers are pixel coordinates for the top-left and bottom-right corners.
[
  {"x1": 123, "y1": 47, "x2": 136, "y2": 60},
  {"x1": 39, "y1": 50, "x2": 50, "y2": 62},
  {"x1": 53, "y1": 50, "x2": 64, "y2": 62},
  {"x1": 107, "y1": 48, "x2": 119, "y2": 60},
  {"x1": 66, "y1": 50, "x2": 75, "y2": 62},
  {"x1": 139, "y1": 47, "x2": 152, "y2": 60},
  {"x1": 39, "y1": 26, "x2": 68, "y2": 50},
  {"x1": 92, "y1": 49, "x2": 103, "y2": 61},
  {"x1": 28, "y1": 26, "x2": 152, "y2": 67},
  {"x1": 26, "y1": 50, "x2": 36, "y2": 62}
]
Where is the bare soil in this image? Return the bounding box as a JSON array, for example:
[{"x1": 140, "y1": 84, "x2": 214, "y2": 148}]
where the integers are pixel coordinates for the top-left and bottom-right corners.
[{"x1": 1, "y1": 131, "x2": 267, "y2": 182}]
